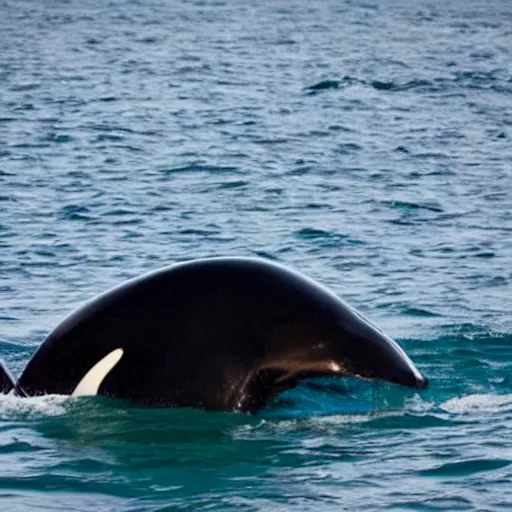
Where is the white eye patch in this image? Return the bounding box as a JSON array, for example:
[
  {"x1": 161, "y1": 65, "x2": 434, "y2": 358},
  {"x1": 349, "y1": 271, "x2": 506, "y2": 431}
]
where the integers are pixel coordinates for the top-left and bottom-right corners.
[{"x1": 72, "y1": 348, "x2": 124, "y2": 397}]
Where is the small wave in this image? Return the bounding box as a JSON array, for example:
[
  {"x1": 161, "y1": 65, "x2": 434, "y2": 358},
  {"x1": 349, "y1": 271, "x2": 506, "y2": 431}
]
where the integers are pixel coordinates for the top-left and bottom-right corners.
[
  {"x1": 295, "y1": 227, "x2": 348, "y2": 241},
  {"x1": 294, "y1": 228, "x2": 354, "y2": 249},
  {"x1": 420, "y1": 458, "x2": 510, "y2": 476},
  {"x1": 306, "y1": 77, "x2": 439, "y2": 95},
  {"x1": 305, "y1": 80, "x2": 341, "y2": 93},
  {"x1": 58, "y1": 205, "x2": 92, "y2": 222},
  {"x1": 441, "y1": 394, "x2": 512, "y2": 415},
  {"x1": 385, "y1": 200, "x2": 444, "y2": 213},
  {"x1": 304, "y1": 77, "x2": 361, "y2": 95},
  {"x1": 401, "y1": 306, "x2": 443, "y2": 318},
  {"x1": 160, "y1": 164, "x2": 240, "y2": 175},
  {"x1": 217, "y1": 180, "x2": 248, "y2": 189},
  {"x1": 0, "y1": 394, "x2": 69, "y2": 420},
  {"x1": 310, "y1": 410, "x2": 403, "y2": 427},
  {"x1": 232, "y1": 412, "x2": 393, "y2": 439},
  {"x1": 371, "y1": 79, "x2": 433, "y2": 92},
  {"x1": 305, "y1": 74, "x2": 512, "y2": 96}
]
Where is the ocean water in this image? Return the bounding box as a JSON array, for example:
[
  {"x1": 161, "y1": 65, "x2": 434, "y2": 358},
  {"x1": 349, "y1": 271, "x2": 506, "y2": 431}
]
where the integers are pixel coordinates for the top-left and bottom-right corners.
[{"x1": 1, "y1": 0, "x2": 511, "y2": 509}]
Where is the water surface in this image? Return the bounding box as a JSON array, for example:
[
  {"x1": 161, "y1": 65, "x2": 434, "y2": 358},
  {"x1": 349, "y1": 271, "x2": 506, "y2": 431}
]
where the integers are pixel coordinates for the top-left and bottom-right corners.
[{"x1": 1, "y1": 0, "x2": 511, "y2": 510}]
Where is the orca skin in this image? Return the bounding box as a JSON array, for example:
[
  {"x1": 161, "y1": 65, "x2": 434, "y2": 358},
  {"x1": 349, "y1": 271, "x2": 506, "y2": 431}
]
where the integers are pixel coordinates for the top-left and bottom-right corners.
[
  {"x1": 0, "y1": 361, "x2": 15, "y2": 394},
  {"x1": 3, "y1": 258, "x2": 428, "y2": 413}
]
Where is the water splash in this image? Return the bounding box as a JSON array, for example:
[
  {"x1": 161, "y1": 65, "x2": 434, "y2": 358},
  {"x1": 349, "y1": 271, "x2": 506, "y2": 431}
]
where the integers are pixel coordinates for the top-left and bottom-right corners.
[
  {"x1": 441, "y1": 394, "x2": 512, "y2": 415},
  {"x1": 0, "y1": 394, "x2": 70, "y2": 421}
]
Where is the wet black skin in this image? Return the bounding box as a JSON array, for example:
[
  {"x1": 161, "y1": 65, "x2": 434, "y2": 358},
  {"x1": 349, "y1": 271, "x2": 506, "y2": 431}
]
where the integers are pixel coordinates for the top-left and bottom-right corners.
[
  {"x1": 13, "y1": 258, "x2": 428, "y2": 413},
  {"x1": 0, "y1": 361, "x2": 15, "y2": 394}
]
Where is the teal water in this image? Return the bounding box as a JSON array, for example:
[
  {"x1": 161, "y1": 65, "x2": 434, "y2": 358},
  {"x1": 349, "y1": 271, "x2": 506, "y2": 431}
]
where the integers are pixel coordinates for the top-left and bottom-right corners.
[{"x1": 1, "y1": 0, "x2": 511, "y2": 509}]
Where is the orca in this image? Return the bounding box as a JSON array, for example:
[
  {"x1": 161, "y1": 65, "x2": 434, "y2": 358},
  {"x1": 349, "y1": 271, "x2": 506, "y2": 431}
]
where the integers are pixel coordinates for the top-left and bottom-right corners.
[{"x1": 0, "y1": 258, "x2": 428, "y2": 413}]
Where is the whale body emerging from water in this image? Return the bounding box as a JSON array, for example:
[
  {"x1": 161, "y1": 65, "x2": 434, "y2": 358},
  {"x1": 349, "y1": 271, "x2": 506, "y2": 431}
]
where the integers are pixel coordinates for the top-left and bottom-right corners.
[{"x1": 0, "y1": 258, "x2": 428, "y2": 413}]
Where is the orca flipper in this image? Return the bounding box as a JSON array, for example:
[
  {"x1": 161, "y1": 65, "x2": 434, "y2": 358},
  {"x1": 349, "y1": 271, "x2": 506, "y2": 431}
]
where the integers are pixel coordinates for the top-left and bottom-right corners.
[{"x1": 0, "y1": 360, "x2": 16, "y2": 394}]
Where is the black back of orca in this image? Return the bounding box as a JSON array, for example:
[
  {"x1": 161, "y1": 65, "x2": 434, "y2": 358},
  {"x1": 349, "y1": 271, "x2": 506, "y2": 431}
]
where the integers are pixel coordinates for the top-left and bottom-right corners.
[
  {"x1": 0, "y1": 361, "x2": 15, "y2": 394},
  {"x1": 16, "y1": 258, "x2": 427, "y2": 413}
]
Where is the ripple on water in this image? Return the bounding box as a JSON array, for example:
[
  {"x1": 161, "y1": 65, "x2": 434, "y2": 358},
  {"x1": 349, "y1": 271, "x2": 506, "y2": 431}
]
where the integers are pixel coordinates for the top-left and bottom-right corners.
[
  {"x1": 1, "y1": 0, "x2": 512, "y2": 510},
  {"x1": 419, "y1": 458, "x2": 511, "y2": 477},
  {"x1": 58, "y1": 205, "x2": 93, "y2": 222},
  {"x1": 160, "y1": 164, "x2": 242, "y2": 175}
]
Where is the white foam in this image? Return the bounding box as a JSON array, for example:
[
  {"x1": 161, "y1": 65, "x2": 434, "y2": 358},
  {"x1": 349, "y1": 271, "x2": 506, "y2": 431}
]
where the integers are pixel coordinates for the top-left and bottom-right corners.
[
  {"x1": 0, "y1": 394, "x2": 69, "y2": 420},
  {"x1": 441, "y1": 394, "x2": 512, "y2": 415},
  {"x1": 231, "y1": 410, "x2": 402, "y2": 439}
]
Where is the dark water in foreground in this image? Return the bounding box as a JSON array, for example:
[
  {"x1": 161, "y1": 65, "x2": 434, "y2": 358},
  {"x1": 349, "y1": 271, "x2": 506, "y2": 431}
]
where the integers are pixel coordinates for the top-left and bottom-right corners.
[{"x1": 1, "y1": 0, "x2": 511, "y2": 510}]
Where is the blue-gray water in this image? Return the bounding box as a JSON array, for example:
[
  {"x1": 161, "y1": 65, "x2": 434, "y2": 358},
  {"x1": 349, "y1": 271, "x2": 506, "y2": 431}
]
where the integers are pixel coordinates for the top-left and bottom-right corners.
[{"x1": 1, "y1": 0, "x2": 511, "y2": 510}]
